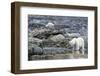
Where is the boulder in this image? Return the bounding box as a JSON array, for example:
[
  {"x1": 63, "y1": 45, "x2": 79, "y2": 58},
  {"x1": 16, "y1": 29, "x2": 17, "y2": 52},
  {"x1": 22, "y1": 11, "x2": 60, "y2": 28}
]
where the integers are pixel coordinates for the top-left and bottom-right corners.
[
  {"x1": 65, "y1": 33, "x2": 80, "y2": 38},
  {"x1": 50, "y1": 34, "x2": 65, "y2": 42},
  {"x1": 29, "y1": 37, "x2": 42, "y2": 43},
  {"x1": 28, "y1": 44, "x2": 39, "y2": 54},
  {"x1": 28, "y1": 45, "x2": 43, "y2": 55},
  {"x1": 32, "y1": 46, "x2": 43, "y2": 55},
  {"x1": 45, "y1": 22, "x2": 55, "y2": 29}
]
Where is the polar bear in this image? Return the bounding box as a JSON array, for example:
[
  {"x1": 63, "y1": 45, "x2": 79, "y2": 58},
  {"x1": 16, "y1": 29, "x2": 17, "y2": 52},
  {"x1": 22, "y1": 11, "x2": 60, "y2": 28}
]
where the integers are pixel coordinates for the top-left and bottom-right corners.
[{"x1": 69, "y1": 37, "x2": 84, "y2": 55}]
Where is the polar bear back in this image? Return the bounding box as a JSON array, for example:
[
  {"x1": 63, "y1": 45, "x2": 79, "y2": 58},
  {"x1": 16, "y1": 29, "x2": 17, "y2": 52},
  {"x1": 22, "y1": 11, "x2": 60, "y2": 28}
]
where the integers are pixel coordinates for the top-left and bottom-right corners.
[
  {"x1": 76, "y1": 37, "x2": 84, "y2": 47},
  {"x1": 69, "y1": 37, "x2": 84, "y2": 51},
  {"x1": 75, "y1": 37, "x2": 84, "y2": 50}
]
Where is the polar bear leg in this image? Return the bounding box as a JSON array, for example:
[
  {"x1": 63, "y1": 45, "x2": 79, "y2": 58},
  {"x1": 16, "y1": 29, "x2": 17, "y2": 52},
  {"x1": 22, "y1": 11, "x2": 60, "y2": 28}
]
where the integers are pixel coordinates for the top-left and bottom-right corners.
[
  {"x1": 81, "y1": 49, "x2": 84, "y2": 55},
  {"x1": 81, "y1": 45, "x2": 84, "y2": 55},
  {"x1": 76, "y1": 50, "x2": 80, "y2": 54},
  {"x1": 72, "y1": 47, "x2": 75, "y2": 54},
  {"x1": 76, "y1": 49, "x2": 80, "y2": 54},
  {"x1": 75, "y1": 42, "x2": 80, "y2": 54}
]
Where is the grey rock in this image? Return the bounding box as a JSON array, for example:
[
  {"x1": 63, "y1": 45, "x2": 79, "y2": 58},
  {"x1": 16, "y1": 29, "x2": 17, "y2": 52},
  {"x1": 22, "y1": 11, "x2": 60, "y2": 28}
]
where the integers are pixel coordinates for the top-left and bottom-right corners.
[
  {"x1": 28, "y1": 37, "x2": 42, "y2": 44},
  {"x1": 50, "y1": 34, "x2": 65, "y2": 42},
  {"x1": 32, "y1": 46, "x2": 43, "y2": 55},
  {"x1": 65, "y1": 33, "x2": 80, "y2": 38},
  {"x1": 45, "y1": 22, "x2": 55, "y2": 29}
]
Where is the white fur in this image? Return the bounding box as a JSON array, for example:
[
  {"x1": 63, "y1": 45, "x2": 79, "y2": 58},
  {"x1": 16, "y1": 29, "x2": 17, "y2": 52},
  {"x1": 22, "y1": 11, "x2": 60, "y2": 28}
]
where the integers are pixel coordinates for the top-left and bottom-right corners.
[
  {"x1": 69, "y1": 37, "x2": 84, "y2": 55},
  {"x1": 45, "y1": 22, "x2": 54, "y2": 29}
]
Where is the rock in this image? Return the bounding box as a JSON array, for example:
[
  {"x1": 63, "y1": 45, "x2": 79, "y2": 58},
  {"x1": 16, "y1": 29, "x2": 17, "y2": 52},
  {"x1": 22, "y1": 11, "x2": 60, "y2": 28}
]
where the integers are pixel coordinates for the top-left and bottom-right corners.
[
  {"x1": 32, "y1": 47, "x2": 43, "y2": 55},
  {"x1": 32, "y1": 28, "x2": 49, "y2": 36},
  {"x1": 32, "y1": 28, "x2": 51, "y2": 39},
  {"x1": 29, "y1": 37, "x2": 42, "y2": 43},
  {"x1": 43, "y1": 47, "x2": 66, "y2": 55},
  {"x1": 28, "y1": 45, "x2": 43, "y2": 55},
  {"x1": 45, "y1": 22, "x2": 55, "y2": 29},
  {"x1": 28, "y1": 44, "x2": 39, "y2": 54},
  {"x1": 50, "y1": 34, "x2": 65, "y2": 42},
  {"x1": 64, "y1": 33, "x2": 80, "y2": 38},
  {"x1": 31, "y1": 28, "x2": 40, "y2": 36}
]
